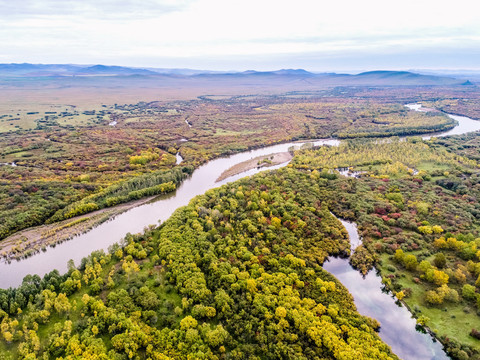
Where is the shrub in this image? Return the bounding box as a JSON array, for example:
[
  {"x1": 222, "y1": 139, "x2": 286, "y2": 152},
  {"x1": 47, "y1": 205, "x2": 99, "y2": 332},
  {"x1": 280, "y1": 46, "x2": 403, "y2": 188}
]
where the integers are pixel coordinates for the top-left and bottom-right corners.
[{"x1": 470, "y1": 328, "x2": 480, "y2": 340}]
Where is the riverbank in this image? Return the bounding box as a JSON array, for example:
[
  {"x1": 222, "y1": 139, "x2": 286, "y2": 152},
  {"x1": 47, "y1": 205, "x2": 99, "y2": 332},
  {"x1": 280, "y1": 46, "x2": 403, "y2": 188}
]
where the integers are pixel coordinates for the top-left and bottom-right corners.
[
  {"x1": 0, "y1": 138, "x2": 338, "y2": 288},
  {"x1": 323, "y1": 217, "x2": 449, "y2": 360},
  {"x1": 216, "y1": 151, "x2": 293, "y2": 182},
  {"x1": 0, "y1": 195, "x2": 159, "y2": 262},
  {"x1": 1, "y1": 104, "x2": 478, "y2": 282},
  {"x1": 0, "y1": 143, "x2": 299, "y2": 264}
]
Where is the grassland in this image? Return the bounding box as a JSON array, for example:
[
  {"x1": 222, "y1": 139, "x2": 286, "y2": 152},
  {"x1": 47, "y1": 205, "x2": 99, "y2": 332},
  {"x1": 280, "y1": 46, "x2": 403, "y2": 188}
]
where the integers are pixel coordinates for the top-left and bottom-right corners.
[
  {"x1": 0, "y1": 92, "x2": 459, "y2": 242},
  {"x1": 388, "y1": 253, "x2": 480, "y2": 350},
  {"x1": 2, "y1": 78, "x2": 480, "y2": 358}
]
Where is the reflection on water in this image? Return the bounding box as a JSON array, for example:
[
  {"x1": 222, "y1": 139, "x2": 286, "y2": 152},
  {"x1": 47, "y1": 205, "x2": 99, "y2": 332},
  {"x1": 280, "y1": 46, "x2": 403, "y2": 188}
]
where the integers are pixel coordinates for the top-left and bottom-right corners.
[
  {"x1": 0, "y1": 139, "x2": 336, "y2": 288},
  {"x1": 323, "y1": 219, "x2": 449, "y2": 360}
]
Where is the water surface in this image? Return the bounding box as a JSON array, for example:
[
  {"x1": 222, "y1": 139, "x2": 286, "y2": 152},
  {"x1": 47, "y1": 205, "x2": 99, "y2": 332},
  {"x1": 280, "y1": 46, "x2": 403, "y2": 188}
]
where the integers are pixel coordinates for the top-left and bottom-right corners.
[
  {"x1": 406, "y1": 103, "x2": 480, "y2": 139},
  {"x1": 2, "y1": 106, "x2": 478, "y2": 359},
  {"x1": 323, "y1": 219, "x2": 448, "y2": 360}
]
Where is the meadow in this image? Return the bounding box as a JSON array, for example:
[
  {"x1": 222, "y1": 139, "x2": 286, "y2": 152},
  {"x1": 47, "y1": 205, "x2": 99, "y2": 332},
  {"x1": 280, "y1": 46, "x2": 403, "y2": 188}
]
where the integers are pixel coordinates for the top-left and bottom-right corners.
[
  {"x1": 0, "y1": 91, "x2": 458, "y2": 242},
  {"x1": 2, "y1": 81, "x2": 480, "y2": 359}
]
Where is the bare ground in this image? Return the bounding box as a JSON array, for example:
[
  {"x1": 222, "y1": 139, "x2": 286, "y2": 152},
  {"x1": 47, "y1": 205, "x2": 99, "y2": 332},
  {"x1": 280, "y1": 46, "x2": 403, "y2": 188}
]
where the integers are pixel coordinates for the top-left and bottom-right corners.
[
  {"x1": 0, "y1": 195, "x2": 159, "y2": 261},
  {"x1": 216, "y1": 152, "x2": 292, "y2": 182}
]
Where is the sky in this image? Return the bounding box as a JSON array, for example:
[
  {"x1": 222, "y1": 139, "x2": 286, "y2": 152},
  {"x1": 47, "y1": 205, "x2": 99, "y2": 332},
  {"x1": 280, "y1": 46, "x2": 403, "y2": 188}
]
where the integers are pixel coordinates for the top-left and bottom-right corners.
[{"x1": 1, "y1": 0, "x2": 480, "y2": 72}]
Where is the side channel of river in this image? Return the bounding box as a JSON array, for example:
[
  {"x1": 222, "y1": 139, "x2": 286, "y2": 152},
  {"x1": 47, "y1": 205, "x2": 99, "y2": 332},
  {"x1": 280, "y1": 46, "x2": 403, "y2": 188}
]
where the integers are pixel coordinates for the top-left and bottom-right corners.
[
  {"x1": 1, "y1": 104, "x2": 479, "y2": 359},
  {"x1": 0, "y1": 138, "x2": 340, "y2": 288},
  {"x1": 323, "y1": 219, "x2": 449, "y2": 360}
]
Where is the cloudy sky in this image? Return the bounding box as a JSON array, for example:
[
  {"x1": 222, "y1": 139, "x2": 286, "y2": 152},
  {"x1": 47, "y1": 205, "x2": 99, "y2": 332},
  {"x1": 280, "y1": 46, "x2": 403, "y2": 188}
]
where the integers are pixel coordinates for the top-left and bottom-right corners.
[{"x1": 1, "y1": 0, "x2": 479, "y2": 71}]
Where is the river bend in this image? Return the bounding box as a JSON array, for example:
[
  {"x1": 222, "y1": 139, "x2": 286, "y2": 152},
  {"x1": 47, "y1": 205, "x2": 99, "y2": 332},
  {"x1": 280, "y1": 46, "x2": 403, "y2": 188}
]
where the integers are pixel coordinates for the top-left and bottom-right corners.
[{"x1": 1, "y1": 104, "x2": 479, "y2": 359}]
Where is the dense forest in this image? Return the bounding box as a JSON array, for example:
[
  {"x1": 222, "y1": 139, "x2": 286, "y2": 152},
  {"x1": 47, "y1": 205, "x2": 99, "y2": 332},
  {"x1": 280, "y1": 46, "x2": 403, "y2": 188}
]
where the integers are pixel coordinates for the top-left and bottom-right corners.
[
  {"x1": 0, "y1": 170, "x2": 398, "y2": 359},
  {"x1": 2, "y1": 87, "x2": 480, "y2": 359}
]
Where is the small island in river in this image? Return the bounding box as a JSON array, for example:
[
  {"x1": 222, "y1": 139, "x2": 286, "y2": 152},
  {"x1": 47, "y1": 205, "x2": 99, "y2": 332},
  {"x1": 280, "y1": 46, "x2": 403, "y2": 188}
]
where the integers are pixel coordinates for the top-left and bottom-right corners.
[{"x1": 216, "y1": 151, "x2": 293, "y2": 182}]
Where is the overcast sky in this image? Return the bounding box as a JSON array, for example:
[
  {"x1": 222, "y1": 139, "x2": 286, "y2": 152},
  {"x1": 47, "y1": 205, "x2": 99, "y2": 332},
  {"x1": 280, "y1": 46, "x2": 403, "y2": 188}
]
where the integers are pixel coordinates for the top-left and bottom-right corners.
[{"x1": 1, "y1": 0, "x2": 479, "y2": 71}]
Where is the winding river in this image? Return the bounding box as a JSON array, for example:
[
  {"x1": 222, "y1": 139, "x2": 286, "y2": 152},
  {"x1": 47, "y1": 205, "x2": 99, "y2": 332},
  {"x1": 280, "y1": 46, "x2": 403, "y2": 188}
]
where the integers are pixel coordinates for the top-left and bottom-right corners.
[
  {"x1": 323, "y1": 220, "x2": 449, "y2": 360},
  {"x1": 0, "y1": 138, "x2": 339, "y2": 288},
  {"x1": 406, "y1": 103, "x2": 480, "y2": 139},
  {"x1": 1, "y1": 104, "x2": 479, "y2": 359}
]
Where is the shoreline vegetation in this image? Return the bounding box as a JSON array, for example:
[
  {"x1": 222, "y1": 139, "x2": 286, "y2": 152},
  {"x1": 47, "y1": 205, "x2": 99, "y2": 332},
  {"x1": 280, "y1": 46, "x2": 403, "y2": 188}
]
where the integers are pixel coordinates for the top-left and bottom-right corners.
[
  {"x1": 290, "y1": 137, "x2": 480, "y2": 358},
  {"x1": 0, "y1": 150, "x2": 295, "y2": 262},
  {"x1": 216, "y1": 151, "x2": 293, "y2": 182},
  {"x1": 0, "y1": 195, "x2": 161, "y2": 263},
  {"x1": 3, "y1": 86, "x2": 480, "y2": 358}
]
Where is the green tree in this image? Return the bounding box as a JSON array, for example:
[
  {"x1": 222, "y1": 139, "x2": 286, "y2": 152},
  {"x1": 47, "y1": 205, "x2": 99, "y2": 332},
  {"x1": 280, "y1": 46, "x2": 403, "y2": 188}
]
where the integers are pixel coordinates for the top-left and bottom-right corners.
[
  {"x1": 462, "y1": 284, "x2": 477, "y2": 301},
  {"x1": 433, "y1": 253, "x2": 446, "y2": 269},
  {"x1": 404, "y1": 254, "x2": 418, "y2": 271}
]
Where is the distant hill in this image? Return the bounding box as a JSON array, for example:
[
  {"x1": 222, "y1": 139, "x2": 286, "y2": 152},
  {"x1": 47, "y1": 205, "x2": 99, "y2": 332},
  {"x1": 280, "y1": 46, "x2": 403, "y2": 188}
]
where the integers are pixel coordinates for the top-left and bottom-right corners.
[
  {"x1": 0, "y1": 63, "x2": 82, "y2": 76},
  {"x1": 349, "y1": 70, "x2": 464, "y2": 85},
  {"x1": 144, "y1": 68, "x2": 227, "y2": 75},
  {"x1": 0, "y1": 63, "x2": 158, "y2": 77},
  {"x1": 191, "y1": 69, "x2": 467, "y2": 85},
  {"x1": 239, "y1": 69, "x2": 315, "y2": 76},
  {"x1": 193, "y1": 69, "x2": 316, "y2": 78},
  {"x1": 75, "y1": 65, "x2": 157, "y2": 76},
  {"x1": 414, "y1": 69, "x2": 480, "y2": 83},
  {"x1": 0, "y1": 63, "x2": 472, "y2": 86}
]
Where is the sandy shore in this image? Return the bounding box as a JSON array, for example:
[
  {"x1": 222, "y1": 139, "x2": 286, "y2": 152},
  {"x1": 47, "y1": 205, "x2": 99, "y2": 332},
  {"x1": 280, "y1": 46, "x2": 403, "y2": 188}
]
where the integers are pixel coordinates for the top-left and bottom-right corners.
[
  {"x1": 0, "y1": 195, "x2": 159, "y2": 262},
  {"x1": 1, "y1": 151, "x2": 292, "y2": 261},
  {"x1": 216, "y1": 151, "x2": 292, "y2": 182}
]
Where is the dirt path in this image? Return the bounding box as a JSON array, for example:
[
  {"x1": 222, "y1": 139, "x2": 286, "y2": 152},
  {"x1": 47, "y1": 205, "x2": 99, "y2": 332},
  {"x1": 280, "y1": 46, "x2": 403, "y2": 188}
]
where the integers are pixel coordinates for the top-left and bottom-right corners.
[{"x1": 216, "y1": 152, "x2": 292, "y2": 182}]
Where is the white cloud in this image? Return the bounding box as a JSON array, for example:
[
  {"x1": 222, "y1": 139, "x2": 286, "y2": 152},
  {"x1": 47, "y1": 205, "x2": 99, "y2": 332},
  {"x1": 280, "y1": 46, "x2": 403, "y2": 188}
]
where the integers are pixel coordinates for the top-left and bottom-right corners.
[
  {"x1": 0, "y1": 0, "x2": 194, "y2": 18},
  {"x1": 0, "y1": 0, "x2": 479, "y2": 69}
]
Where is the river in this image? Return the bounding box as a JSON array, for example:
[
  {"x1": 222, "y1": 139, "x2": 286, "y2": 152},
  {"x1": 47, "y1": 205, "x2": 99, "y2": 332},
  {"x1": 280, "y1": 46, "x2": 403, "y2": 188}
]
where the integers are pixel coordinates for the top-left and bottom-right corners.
[
  {"x1": 0, "y1": 138, "x2": 339, "y2": 288},
  {"x1": 323, "y1": 220, "x2": 449, "y2": 360},
  {"x1": 406, "y1": 103, "x2": 480, "y2": 139},
  {"x1": 1, "y1": 104, "x2": 479, "y2": 359}
]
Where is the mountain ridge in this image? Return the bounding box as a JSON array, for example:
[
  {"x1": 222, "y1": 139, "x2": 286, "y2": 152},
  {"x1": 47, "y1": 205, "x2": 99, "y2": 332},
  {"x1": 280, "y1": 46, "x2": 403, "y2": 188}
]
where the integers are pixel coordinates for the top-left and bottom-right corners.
[{"x1": 0, "y1": 63, "x2": 472, "y2": 86}]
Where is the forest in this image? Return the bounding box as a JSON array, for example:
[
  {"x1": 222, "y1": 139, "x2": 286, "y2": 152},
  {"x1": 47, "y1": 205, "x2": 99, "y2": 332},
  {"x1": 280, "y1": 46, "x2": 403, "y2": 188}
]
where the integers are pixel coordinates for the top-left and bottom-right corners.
[
  {"x1": 2, "y1": 86, "x2": 480, "y2": 359},
  {"x1": 0, "y1": 93, "x2": 454, "y2": 241},
  {"x1": 0, "y1": 169, "x2": 399, "y2": 359}
]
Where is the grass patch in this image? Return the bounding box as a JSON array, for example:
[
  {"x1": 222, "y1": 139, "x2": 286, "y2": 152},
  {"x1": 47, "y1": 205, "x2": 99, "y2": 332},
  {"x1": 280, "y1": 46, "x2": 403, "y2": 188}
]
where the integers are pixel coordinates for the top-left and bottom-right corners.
[{"x1": 379, "y1": 254, "x2": 480, "y2": 350}]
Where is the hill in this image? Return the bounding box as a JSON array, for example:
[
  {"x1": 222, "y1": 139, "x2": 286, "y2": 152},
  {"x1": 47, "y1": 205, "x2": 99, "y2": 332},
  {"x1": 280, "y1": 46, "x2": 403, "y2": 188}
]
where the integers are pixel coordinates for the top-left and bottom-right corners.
[
  {"x1": 192, "y1": 69, "x2": 468, "y2": 86},
  {"x1": 0, "y1": 63, "x2": 469, "y2": 86},
  {"x1": 0, "y1": 63, "x2": 158, "y2": 77}
]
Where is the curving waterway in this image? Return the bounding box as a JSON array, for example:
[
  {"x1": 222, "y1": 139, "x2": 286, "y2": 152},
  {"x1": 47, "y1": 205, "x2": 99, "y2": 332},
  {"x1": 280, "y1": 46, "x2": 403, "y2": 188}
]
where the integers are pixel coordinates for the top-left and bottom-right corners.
[
  {"x1": 406, "y1": 103, "x2": 480, "y2": 139},
  {"x1": 1, "y1": 104, "x2": 479, "y2": 359},
  {"x1": 323, "y1": 220, "x2": 449, "y2": 360},
  {"x1": 0, "y1": 138, "x2": 339, "y2": 288}
]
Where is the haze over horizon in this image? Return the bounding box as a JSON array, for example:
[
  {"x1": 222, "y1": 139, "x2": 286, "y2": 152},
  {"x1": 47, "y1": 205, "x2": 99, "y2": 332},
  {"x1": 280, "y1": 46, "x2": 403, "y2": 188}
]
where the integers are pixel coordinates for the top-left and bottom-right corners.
[{"x1": 1, "y1": 0, "x2": 479, "y2": 72}]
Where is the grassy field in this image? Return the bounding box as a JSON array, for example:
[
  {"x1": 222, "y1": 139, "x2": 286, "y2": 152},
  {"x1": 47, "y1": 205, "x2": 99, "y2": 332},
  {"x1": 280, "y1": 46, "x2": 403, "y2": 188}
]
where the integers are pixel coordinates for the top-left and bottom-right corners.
[
  {"x1": 379, "y1": 253, "x2": 480, "y2": 349},
  {"x1": 3, "y1": 80, "x2": 480, "y2": 358}
]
